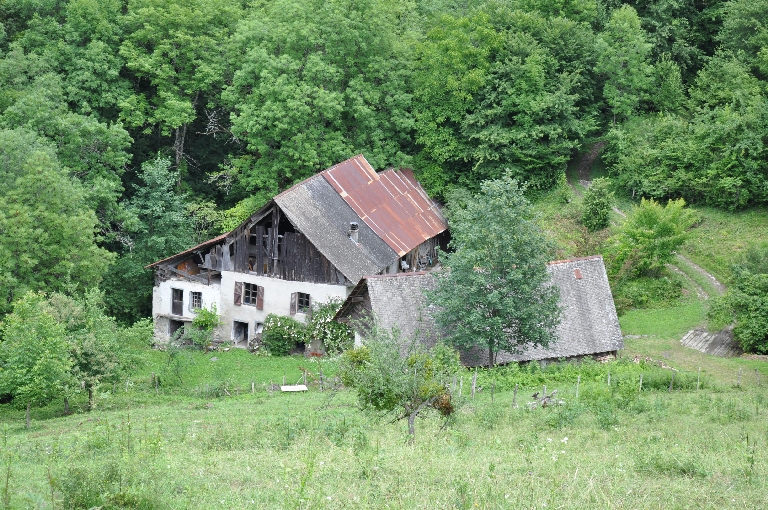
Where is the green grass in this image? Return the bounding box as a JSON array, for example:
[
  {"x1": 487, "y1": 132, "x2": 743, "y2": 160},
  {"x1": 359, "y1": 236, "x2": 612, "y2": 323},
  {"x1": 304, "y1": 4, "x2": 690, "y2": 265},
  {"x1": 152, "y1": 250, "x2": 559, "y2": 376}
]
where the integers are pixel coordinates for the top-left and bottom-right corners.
[
  {"x1": 619, "y1": 300, "x2": 706, "y2": 338},
  {"x1": 681, "y1": 206, "x2": 768, "y2": 285},
  {"x1": 673, "y1": 253, "x2": 723, "y2": 297},
  {"x1": 2, "y1": 352, "x2": 766, "y2": 509}
]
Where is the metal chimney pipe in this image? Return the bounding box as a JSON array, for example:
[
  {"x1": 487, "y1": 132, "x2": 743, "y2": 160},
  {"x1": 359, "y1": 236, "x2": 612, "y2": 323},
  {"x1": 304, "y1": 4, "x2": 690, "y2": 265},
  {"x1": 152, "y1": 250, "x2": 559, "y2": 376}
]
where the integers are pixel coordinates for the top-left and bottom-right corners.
[{"x1": 349, "y1": 222, "x2": 359, "y2": 244}]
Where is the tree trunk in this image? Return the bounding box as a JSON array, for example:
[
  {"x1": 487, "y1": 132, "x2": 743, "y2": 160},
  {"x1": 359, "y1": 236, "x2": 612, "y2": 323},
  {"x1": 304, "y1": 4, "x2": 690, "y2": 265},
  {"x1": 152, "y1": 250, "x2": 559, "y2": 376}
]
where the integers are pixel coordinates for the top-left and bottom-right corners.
[
  {"x1": 25, "y1": 402, "x2": 30, "y2": 429},
  {"x1": 488, "y1": 342, "x2": 494, "y2": 369},
  {"x1": 407, "y1": 411, "x2": 417, "y2": 444},
  {"x1": 64, "y1": 397, "x2": 70, "y2": 415}
]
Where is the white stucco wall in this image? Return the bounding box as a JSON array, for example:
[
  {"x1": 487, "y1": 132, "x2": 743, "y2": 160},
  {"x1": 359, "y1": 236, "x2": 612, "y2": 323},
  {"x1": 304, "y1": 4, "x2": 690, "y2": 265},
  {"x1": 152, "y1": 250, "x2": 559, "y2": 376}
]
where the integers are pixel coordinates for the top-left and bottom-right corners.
[
  {"x1": 218, "y1": 272, "x2": 353, "y2": 343},
  {"x1": 152, "y1": 278, "x2": 222, "y2": 341},
  {"x1": 152, "y1": 271, "x2": 354, "y2": 346}
]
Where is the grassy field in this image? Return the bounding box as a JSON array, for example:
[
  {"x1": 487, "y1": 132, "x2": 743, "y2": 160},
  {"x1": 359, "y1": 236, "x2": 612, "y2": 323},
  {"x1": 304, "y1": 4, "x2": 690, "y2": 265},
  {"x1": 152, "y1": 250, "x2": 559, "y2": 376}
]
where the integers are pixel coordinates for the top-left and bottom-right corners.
[{"x1": 3, "y1": 321, "x2": 767, "y2": 509}]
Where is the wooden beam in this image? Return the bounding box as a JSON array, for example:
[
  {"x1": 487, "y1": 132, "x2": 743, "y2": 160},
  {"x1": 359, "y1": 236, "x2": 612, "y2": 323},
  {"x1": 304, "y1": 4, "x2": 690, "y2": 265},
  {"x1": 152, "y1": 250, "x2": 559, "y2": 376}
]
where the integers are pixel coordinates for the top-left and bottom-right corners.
[{"x1": 169, "y1": 267, "x2": 209, "y2": 284}]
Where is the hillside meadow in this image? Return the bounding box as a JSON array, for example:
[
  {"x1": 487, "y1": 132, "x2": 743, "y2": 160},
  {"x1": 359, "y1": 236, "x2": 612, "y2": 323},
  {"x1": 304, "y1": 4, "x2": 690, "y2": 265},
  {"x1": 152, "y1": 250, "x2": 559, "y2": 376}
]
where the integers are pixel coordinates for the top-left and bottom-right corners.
[{"x1": 2, "y1": 321, "x2": 767, "y2": 509}]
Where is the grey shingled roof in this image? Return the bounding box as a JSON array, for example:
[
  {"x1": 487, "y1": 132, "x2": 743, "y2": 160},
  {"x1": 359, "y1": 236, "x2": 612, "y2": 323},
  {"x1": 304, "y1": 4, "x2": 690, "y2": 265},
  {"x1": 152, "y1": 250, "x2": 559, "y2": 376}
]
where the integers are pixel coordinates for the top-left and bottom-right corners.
[
  {"x1": 337, "y1": 256, "x2": 623, "y2": 365},
  {"x1": 363, "y1": 272, "x2": 440, "y2": 347},
  {"x1": 274, "y1": 173, "x2": 398, "y2": 284},
  {"x1": 469, "y1": 255, "x2": 624, "y2": 366}
]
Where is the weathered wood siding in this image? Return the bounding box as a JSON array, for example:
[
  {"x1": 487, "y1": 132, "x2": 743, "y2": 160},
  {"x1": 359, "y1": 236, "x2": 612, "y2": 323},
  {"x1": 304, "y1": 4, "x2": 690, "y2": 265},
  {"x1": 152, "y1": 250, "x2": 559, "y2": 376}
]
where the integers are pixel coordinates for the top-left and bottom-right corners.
[{"x1": 192, "y1": 220, "x2": 347, "y2": 285}]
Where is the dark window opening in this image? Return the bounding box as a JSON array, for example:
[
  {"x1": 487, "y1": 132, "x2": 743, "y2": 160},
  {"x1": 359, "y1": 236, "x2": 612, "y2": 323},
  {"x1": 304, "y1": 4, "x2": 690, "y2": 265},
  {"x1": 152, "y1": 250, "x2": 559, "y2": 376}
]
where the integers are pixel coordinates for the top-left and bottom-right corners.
[
  {"x1": 297, "y1": 292, "x2": 310, "y2": 313},
  {"x1": 233, "y1": 321, "x2": 248, "y2": 346},
  {"x1": 169, "y1": 319, "x2": 184, "y2": 338},
  {"x1": 172, "y1": 288, "x2": 183, "y2": 316},
  {"x1": 190, "y1": 291, "x2": 202, "y2": 309}
]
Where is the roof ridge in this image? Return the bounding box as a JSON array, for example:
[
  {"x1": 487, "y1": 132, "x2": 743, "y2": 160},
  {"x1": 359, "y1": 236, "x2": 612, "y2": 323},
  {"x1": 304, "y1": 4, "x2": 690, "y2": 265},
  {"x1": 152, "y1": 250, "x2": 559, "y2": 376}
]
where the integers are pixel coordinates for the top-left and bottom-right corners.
[
  {"x1": 364, "y1": 271, "x2": 431, "y2": 280},
  {"x1": 547, "y1": 255, "x2": 603, "y2": 265}
]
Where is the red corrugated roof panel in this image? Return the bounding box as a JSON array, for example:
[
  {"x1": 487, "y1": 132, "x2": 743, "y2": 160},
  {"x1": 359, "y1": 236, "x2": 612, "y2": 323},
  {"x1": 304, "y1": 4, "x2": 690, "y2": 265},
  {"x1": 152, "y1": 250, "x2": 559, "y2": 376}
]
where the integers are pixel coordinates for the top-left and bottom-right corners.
[{"x1": 321, "y1": 155, "x2": 447, "y2": 256}]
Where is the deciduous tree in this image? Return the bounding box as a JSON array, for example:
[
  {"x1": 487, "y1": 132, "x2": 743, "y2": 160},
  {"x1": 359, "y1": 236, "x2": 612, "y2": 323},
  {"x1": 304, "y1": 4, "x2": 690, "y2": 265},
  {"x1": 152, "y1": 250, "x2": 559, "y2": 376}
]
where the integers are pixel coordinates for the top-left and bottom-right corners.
[
  {"x1": 0, "y1": 293, "x2": 73, "y2": 429},
  {"x1": 430, "y1": 173, "x2": 561, "y2": 367},
  {"x1": 339, "y1": 328, "x2": 459, "y2": 442}
]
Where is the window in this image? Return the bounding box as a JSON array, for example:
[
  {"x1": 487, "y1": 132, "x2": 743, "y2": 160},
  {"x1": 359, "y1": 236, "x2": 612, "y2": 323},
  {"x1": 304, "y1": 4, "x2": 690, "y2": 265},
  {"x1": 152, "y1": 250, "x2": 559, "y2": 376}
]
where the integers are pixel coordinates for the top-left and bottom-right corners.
[
  {"x1": 190, "y1": 291, "x2": 202, "y2": 310},
  {"x1": 169, "y1": 319, "x2": 184, "y2": 337},
  {"x1": 297, "y1": 292, "x2": 310, "y2": 313},
  {"x1": 234, "y1": 282, "x2": 264, "y2": 310},
  {"x1": 291, "y1": 292, "x2": 311, "y2": 315},
  {"x1": 171, "y1": 288, "x2": 183, "y2": 316}
]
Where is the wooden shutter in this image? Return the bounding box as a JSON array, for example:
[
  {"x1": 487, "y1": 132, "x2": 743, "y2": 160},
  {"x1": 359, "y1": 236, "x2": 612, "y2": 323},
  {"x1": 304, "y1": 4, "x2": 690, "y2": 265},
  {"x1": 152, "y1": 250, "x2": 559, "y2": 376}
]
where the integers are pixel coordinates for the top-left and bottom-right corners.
[
  {"x1": 256, "y1": 285, "x2": 264, "y2": 310},
  {"x1": 290, "y1": 292, "x2": 297, "y2": 315},
  {"x1": 234, "y1": 282, "x2": 243, "y2": 306}
]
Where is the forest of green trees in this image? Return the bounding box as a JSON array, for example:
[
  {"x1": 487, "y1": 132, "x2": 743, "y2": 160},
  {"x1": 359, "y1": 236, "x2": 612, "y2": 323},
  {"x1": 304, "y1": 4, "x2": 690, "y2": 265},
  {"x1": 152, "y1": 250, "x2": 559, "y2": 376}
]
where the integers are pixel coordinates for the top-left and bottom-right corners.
[{"x1": 1, "y1": 0, "x2": 766, "y2": 325}]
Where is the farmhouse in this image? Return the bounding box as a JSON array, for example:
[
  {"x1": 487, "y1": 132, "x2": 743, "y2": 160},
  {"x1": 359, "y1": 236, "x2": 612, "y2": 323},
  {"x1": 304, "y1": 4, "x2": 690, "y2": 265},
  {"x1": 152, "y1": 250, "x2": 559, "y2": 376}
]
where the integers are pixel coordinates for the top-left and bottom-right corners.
[
  {"x1": 147, "y1": 155, "x2": 449, "y2": 347},
  {"x1": 334, "y1": 255, "x2": 624, "y2": 365}
]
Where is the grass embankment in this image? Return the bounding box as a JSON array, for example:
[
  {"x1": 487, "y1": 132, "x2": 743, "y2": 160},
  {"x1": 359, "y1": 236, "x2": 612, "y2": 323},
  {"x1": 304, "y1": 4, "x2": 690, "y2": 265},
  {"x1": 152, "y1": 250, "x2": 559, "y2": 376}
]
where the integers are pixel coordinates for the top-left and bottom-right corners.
[{"x1": 2, "y1": 339, "x2": 767, "y2": 509}]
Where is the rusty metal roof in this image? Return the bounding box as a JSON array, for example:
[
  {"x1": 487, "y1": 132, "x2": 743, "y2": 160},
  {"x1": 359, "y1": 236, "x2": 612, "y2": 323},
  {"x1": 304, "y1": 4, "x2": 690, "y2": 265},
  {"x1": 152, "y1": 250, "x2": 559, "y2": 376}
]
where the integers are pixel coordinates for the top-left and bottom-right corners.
[{"x1": 321, "y1": 156, "x2": 447, "y2": 257}]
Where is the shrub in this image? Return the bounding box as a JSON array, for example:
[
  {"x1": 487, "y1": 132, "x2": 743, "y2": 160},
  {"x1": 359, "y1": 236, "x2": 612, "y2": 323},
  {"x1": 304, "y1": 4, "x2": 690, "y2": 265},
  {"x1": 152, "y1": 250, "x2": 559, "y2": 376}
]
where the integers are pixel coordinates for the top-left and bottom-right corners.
[
  {"x1": 306, "y1": 298, "x2": 353, "y2": 355},
  {"x1": 263, "y1": 314, "x2": 306, "y2": 356},
  {"x1": 612, "y1": 273, "x2": 684, "y2": 314},
  {"x1": 185, "y1": 305, "x2": 222, "y2": 349},
  {"x1": 581, "y1": 177, "x2": 614, "y2": 232}
]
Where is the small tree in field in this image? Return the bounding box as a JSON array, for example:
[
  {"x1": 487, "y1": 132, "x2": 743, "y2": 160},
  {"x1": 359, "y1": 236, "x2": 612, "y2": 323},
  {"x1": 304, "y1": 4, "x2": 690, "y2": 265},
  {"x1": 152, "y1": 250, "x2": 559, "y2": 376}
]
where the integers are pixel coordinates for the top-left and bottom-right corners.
[
  {"x1": 339, "y1": 328, "x2": 460, "y2": 442},
  {"x1": 430, "y1": 173, "x2": 561, "y2": 367},
  {"x1": 45, "y1": 290, "x2": 146, "y2": 411},
  {"x1": 610, "y1": 198, "x2": 698, "y2": 279},
  {"x1": 582, "y1": 177, "x2": 614, "y2": 232},
  {"x1": 0, "y1": 293, "x2": 72, "y2": 428}
]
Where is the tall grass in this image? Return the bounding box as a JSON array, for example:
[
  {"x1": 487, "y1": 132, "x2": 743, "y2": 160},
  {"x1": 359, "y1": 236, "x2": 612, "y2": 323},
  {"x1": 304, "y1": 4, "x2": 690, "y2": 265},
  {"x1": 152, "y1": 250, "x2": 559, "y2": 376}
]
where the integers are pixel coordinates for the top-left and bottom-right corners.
[{"x1": 1, "y1": 353, "x2": 765, "y2": 509}]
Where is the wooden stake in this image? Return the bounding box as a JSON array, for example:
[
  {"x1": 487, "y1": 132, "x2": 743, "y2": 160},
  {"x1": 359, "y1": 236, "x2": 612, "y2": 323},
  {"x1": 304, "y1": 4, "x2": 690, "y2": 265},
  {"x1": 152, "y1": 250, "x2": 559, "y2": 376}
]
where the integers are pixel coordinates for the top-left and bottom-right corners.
[
  {"x1": 639, "y1": 374, "x2": 643, "y2": 393},
  {"x1": 491, "y1": 381, "x2": 496, "y2": 404},
  {"x1": 154, "y1": 374, "x2": 159, "y2": 396},
  {"x1": 283, "y1": 374, "x2": 286, "y2": 386},
  {"x1": 251, "y1": 382, "x2": 255, "y2": 394},
  {"x1": 607, "y1": 372, "x2": 611, "y2": 386},
  {"x1": 459, "y1": 377, "x2": 463, "y2": 397},
  {"x1": 697, "y1": 367, "x2": 701, "y2": 391},
  {"x1": 738, "y1": 367, "x2": 742, "y2": 388},
  {"x1": 513, "y1": 384, "x2": 518, "y2": 407},
  {"x1": 452, "y1": 375, "x2": 457, "y2": 393},
  {"x1": 576, "y1": 375, "x2": 580, "y2": 399},
  {"x1": 756, "y1": 369, "x2": 760, "y2": 387},
  {"x1": 471, "y1": 368, "x2": 477, "y2": 400}
]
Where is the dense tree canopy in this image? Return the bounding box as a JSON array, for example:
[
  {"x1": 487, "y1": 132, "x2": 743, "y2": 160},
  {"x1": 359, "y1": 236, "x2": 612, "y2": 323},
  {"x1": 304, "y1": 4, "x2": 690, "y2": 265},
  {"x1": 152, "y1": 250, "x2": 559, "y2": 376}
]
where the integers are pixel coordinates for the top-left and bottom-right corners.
[{"x1": 0, "y1": 0, "x2": 765, "y2": 324}]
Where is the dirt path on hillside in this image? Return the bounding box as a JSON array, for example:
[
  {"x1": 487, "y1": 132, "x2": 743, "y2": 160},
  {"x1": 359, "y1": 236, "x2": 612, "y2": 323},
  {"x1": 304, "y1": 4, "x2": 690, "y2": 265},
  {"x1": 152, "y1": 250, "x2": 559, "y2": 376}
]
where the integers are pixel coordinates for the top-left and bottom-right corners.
[
  {"x1": 675, "y1": 254, "x2": 727, "y2": 295},
  {"x1": 576, "y1": 141, "x2": 605, "y2": 182},
  {"x1": 568, "y1": 143, "x2": 726, "y2": 296},
  {"x1": 666, "y1": 263, "x2": 709, "y2": 299}
]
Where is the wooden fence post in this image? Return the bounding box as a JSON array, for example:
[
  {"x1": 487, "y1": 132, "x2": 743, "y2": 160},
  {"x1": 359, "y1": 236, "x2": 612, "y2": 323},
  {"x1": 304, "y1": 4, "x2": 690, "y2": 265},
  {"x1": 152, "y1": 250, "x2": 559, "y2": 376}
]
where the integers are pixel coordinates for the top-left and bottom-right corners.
[
  {"x1": 491, "y1": 381, "x2": 496, "y2": 404},
  {"x1": 471, "y1": 368, "x2": 477, "y2": 400},
  {"x1": 459, "y1": 377, "x2": 463, "y2": 397},
  {"x1": 737, "y1": 367, "x2": 742, "y2": 388},
  {"x1": 513, "y1": 384, "x2": 518, "y2": 407},
  {"x1": 697, "y1": 367, "x2": 701, "y2": 391},
  {"x1": 576, "y1": 375, "x2": 580, "y2": 399},
  {"x1": 252, "y1": 382, "x2": 255, "y2": 394},
  {"x1": 607, "y1": 372, "x2": 611, "y2": 387},
  {"x1": 639, "y1": 374, "x2": 643, "y2": 393}
]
